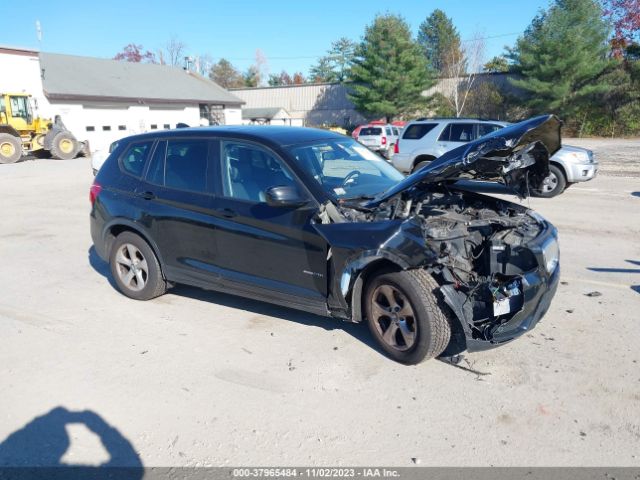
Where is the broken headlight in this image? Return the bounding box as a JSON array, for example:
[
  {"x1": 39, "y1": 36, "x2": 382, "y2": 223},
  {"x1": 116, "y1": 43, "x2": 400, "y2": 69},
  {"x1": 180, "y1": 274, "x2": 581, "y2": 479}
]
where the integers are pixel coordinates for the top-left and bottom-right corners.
[{"x1": 541, "y1": 235, "x2": 559, "y2": 273}]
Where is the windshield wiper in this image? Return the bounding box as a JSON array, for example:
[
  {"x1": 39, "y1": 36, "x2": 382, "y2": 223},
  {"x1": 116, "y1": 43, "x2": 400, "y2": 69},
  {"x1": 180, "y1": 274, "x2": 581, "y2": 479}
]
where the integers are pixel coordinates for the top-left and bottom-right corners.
[{"x1": 341, "y1": 194, "x2": 375, "y2": 201}]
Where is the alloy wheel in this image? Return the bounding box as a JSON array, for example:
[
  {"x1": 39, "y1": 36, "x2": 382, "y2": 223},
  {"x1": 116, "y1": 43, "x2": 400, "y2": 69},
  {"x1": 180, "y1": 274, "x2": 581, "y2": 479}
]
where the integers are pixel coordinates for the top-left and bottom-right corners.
[
  {"x1": 115, "y1": 243, "x2": 149, "y2": 292},
  {"x1": 541, "y1": 171, "x2": 558, "y2": 193},
  {"x1": 370, "y1": 284, "x2": 417, "y2": 351}
]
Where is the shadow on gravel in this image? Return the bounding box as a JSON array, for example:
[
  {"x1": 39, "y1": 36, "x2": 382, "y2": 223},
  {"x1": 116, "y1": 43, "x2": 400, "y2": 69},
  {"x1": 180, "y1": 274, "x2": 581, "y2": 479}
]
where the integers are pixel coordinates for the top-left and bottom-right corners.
[
  {"x1": 587, "y1": 259, "x2": 640, "y2": 295},
  {"x1": 0, "y1": 406, "x2": 142, "y2": 476},
  {"x1": 87, "y1": 247, "x2": 387, "y2": 358}
]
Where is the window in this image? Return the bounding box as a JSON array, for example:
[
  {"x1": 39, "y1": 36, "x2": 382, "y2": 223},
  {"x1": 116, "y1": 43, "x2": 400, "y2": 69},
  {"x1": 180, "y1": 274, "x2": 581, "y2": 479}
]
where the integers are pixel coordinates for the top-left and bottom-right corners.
[
  {"x1": 150, "y1": 124, "x2": 158, "y2": 130},
  {"x1": 0, "y1": 96, "x2": 5, "y2": 113},
  {"x1": 221, "y1": 142, "x2": 297, "y2": 203},
  {"x1": 9, "y1": 96, "x2": 29, "y2": 119},
  {"x1": 164, "y1": 124, "x2": 170, "y2": 129},
  {"x1": 385, "y1": 127, "x2": 392, "y2": 135},
  {"x1": 478, "y1": 123, "x2": 504, "y2": 138},
  {"x1": 118, "y1": 125, "x2": 126, "y2": 131},
  {"x1": 146, "y1": 140, "x2": 166, "y2": 186},
  {"x1": 439, "y1": 123, "x2": 475, "y2": 142},
  {"x1": 402, "y1": 123, "x2": 437, "y2": 140},
  {"x1": 120, "y1": 141, "x2": 153, "y2": 177},
  {"x1": 287, "y1": 139, "x2": 403, "y2": 200},
  {"x1": 102, "y1": 126, "x2": 111, "y2": 131},
  {"x1": 392, "y1": 127, "x2": 399, "y2": 136},
  {"x1": 164, "y1": 139, "x2": 209, "y2": 193},
  {"x1": 359, "y1": 127, "x2": 382, "y2": 136},
  {"x1": 86, "y1": 126, "x2": 95, "y2": 132}
]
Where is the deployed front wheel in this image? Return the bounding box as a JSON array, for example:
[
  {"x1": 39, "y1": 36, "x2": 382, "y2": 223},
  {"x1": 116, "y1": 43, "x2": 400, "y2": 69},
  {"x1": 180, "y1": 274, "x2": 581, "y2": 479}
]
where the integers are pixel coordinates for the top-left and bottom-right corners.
[
  {"x1": 109, "y1": 232, "x2": 166, "y2": 300},
  {"x1": 364, "y1": 269, "x2": 451, "y2": 364}
]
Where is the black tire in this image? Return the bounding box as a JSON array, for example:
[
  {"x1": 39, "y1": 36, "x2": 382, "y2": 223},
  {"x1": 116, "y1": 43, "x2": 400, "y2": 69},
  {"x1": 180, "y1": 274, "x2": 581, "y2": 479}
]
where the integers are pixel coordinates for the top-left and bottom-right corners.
[
  {"x1": 364, "y1": 269, "x2": 451, "y2": 364},
  {"x1": 49, "y1": 131, "x2": 79, "y2": 160},
  {"x1": 109, "y1": 232, "x2": 167, "y2": 301},
  {"x1": 533, "y1": 164, "x2": 567, "y2": 198},
  {"x1": 412, "y1": 160, "x2": 431, "y2": 173},
  {"x1": 0, "y1": 133, "x2": 22, "y2": 164}
]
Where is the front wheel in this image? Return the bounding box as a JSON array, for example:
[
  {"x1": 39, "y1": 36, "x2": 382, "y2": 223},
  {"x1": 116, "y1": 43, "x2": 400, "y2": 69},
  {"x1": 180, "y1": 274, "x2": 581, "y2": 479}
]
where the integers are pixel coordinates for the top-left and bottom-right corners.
[
  {"x1": 0, "y1": 133, "x2": 22, "y2": 164},
  {"x1": 109, "y1": 232, "x2": 167, "y2": 300},
  {"x1": 533, "y1": 164, "x2": 566, "y2": 198},
  {"x1": 50, "y1": 131, "x2": 79, "y2": 160},
  {"x1": 364, "y1": 269, "x2": 451, "y2": 364}
]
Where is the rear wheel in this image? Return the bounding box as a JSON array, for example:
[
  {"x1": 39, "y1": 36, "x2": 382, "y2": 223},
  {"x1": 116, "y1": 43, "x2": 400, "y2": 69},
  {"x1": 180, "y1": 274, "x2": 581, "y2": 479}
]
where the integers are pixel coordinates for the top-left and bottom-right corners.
[
  {"x1": 534, "y1": 164, "x2": 566, "y2": 198},
  {"x1": 109, "y1": 232, "x2": 166, "y2": 300},
  {"x1": 50, "y1": 131, "x2": 79, "y2": 160},
  {"x1": 0, "y1": 133, "x2": 22, "y2": 164},
  {"x1": 364, "y1": 269, "x2": 451, "y2": 364},
  {"x1": 412, "y1": 160, "x2": 431, "y2": 173}
]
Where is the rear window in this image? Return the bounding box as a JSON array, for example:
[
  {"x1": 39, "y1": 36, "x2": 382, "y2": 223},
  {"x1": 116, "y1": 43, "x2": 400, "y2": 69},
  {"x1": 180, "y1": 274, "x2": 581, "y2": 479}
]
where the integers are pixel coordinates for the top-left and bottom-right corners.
[
  {"x1": 478, "y1": 123, "x2": 504, "y2": 137},
  {"x1": 438, "y1": 123, "x2": 475, "y2": 142},
  {"x1": 120, "y1": 141, "x2": 153, "y2": 177},
  {"x1": 402, "y1": 123, "x2": 437, "y2": 140},
  {"x1": 360, "y1": 127, "x2": 382, "y2": 136}
]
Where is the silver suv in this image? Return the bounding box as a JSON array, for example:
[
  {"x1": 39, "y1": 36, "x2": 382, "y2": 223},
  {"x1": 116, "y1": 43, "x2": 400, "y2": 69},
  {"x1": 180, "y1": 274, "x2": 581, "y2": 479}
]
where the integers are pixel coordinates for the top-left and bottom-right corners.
[
  {"x1": 356, "y1": 124, "x2": 399, "y2": 159},
  {"x1": 392, "y1": 118, "x2": 598, "y2": 197}
]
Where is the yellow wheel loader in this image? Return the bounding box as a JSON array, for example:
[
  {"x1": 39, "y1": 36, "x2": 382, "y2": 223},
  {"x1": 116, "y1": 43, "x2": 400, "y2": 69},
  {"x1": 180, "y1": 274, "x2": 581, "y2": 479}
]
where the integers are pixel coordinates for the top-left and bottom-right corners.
[{"x1": 0, "y1": 93, "x2": 87, "y2": 164}]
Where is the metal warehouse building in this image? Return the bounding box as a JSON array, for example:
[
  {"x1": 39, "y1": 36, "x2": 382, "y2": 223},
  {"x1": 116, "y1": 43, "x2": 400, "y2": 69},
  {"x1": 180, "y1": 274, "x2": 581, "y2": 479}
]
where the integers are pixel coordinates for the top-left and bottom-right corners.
[
  {"x1": 0, "y1": 45, "x2": 244, "y2": 154},
  {"x1": 231, "y1": 83, "x2": 367, "y2": 128}
]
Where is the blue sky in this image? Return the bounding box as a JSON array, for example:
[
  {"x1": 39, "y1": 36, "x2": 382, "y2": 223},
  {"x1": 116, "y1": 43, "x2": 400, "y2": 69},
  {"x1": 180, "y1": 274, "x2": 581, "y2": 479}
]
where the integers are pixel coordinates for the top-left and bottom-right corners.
[{"x1": 3, "y1": 0, "x2": 550, "y2": 75}]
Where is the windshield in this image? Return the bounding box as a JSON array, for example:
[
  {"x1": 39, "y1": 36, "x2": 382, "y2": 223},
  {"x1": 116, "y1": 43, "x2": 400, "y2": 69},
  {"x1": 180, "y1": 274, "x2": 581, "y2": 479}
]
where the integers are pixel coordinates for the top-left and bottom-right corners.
[{"x1": 287, "y1": 138, "x2": 404, "y2": 200}]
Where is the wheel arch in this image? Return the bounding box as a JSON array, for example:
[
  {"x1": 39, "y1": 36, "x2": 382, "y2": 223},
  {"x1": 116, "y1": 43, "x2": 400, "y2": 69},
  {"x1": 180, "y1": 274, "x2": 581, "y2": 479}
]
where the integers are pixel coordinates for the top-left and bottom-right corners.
[
  {"x1": 549, "y1": 160, "x2": 568, "y2": 182},
  {"x1": 0, "y1": 125, "x2": 21, "y2": 137},
  {"x1": 412, "y1": 154, "x2": 437, "y2": 168},
  {"x1": 103, "y1": 220, "x2": 167, "y2": 280},
  {"x1": 346, "y1": 257, "x2": 405, "y2": 323}
]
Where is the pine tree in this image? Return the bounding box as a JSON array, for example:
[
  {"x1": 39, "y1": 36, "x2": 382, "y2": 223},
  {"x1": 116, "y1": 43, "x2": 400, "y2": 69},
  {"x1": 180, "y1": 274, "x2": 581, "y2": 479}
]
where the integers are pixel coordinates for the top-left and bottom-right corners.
[
  {"x1": 509, "y1": 0, "x2": 612, "y2": 120},
  {"x1": 417, "y1": 10, "x2": 462, "y2": 74},
  {"x1": 209, "y1": 59, "x2": 244, "y2": 89},
  {"x1": 349, "y1": 14, "x2": 435, "y2": 120}
]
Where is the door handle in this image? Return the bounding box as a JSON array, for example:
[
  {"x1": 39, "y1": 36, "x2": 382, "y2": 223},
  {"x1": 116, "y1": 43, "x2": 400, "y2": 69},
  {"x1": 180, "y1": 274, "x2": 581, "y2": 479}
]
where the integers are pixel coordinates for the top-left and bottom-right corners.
[
  {"x1": 138, "y1": 191, "x2": 155, "y2": 200},
  {"x1": 217, "y1": 208, "x2": 236, "y2": 218}
]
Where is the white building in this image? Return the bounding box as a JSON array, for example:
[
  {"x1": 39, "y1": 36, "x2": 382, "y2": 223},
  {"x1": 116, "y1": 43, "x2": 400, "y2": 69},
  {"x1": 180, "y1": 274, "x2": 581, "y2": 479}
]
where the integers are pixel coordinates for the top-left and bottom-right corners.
[{"x1": 0, "y1": 45, "x2": 244, "y2": 153}]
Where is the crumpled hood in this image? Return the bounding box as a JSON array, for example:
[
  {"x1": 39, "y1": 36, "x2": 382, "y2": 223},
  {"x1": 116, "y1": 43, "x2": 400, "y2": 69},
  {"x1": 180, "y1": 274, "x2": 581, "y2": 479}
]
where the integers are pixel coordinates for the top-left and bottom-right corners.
[{"x1": 365, "y1": 115, "x2": 562, "y2": 207}]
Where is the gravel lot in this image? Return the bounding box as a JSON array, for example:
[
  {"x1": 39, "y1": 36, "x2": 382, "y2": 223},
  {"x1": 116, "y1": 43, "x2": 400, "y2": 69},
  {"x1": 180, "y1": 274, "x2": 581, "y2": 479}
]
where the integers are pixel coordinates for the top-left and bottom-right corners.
[{"x1": 0, "y1": 141, "x2": 639, "y2": 467}]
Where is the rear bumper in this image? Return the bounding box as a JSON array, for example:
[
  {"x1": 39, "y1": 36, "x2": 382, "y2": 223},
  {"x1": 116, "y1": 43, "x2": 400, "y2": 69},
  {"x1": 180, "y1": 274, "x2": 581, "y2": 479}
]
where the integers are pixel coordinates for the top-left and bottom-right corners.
[{"x1": 391, "y1": 153, "x2": 412, "y2": 173}]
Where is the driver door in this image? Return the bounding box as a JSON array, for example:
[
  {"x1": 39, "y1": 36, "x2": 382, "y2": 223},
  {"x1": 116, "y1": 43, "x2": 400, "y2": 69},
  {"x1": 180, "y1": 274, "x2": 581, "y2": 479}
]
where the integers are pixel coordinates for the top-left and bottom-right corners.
[{"x1": 210, "y1": 139, "x2": 328, "y2": 307}]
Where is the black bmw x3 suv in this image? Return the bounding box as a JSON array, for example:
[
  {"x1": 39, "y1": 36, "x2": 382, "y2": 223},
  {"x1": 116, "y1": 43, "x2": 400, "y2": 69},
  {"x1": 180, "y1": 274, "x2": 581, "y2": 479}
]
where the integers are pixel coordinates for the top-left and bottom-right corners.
[{"x1": 90, "y1": 115, "x2": 561, "y2": 364}]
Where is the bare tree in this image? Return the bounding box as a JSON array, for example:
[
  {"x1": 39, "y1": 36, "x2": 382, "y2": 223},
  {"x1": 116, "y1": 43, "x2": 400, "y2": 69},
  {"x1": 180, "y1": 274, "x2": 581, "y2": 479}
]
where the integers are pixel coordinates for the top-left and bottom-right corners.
[
  {"x1": 441, "y1": 33, "x2": 486, "y2": 117},
  {"x1": 165, "y1": 35, "x2": 187, "y2": 67},
  {"x1": 254, "y1": 49, "x2": 269, "y2": 86}
]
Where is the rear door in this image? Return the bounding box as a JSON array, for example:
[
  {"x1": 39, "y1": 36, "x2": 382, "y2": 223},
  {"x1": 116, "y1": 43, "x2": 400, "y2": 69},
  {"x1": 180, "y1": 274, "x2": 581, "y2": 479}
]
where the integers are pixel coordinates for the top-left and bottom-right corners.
[
  {"x1": 139, "y1": 137, "x2": 220, "y2": 281},
  {"x1": 437, "y1": 123, "x2": 476, "y2": 154},
  {"x1": 358, "y1": 127, "x2": 383, "y2": 149}
]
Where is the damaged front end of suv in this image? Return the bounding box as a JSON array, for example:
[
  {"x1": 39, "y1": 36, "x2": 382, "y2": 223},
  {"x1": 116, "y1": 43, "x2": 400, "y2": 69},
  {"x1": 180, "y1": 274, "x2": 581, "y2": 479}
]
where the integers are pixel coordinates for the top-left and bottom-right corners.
[{"x1": 315, "y1": 115, "x2": 561, "y2": 356}]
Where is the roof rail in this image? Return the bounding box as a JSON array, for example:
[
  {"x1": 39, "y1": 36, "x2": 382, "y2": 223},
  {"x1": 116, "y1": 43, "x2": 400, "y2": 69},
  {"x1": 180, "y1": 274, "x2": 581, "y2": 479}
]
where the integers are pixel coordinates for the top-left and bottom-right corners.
[{"x1": 414, "y1": 117, "x2": 505, "y2": 122}]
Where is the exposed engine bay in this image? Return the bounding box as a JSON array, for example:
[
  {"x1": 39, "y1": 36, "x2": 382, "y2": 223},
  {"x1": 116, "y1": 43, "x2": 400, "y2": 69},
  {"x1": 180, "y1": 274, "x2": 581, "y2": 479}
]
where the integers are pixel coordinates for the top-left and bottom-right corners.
[{"x1": 324, "y1": 186, "x2": 546, "y2": 345}]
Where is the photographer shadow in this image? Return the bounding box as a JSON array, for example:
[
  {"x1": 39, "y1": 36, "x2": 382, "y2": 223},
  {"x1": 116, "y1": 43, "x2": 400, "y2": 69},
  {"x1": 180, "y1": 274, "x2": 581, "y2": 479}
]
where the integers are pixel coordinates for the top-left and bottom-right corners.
[{"x1": 0, "y1": 406, "x2": 142, "y2": 477}]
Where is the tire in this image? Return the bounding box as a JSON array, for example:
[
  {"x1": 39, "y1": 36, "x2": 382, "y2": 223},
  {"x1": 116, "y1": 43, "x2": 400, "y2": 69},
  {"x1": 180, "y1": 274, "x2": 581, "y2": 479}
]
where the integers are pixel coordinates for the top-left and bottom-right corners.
[
  {"x1": 533, "y1": 164, "x2": 566, "y2": 198},
  {"x1": 109, "y1": 232, "x2": 167, "y2": 301},
  {"x1": 0, "y1": 133, "x2": 22, "y2": 164},
  {"x1": 49, "y1": 131, "x2": 79, "y2": 160},
  {"x1": 412, "y1": 160, "x2": 431, "y2": 173},
  {"x1": 364, "y1": 269, "x2": 451, "y2": 364}
]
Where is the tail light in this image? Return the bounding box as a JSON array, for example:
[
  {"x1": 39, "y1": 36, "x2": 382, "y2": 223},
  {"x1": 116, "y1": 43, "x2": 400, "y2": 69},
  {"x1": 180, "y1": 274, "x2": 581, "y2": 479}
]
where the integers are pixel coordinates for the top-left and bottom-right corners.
[
  {"x1": 394, "y1": 140, "x2": 399, "y2": 154},
  {"x1": 381, "y1": 136, "x2": 387, "y2": 145},
  {"x1": 90, "y1": 181, "x2": 102, "y2": 206}
]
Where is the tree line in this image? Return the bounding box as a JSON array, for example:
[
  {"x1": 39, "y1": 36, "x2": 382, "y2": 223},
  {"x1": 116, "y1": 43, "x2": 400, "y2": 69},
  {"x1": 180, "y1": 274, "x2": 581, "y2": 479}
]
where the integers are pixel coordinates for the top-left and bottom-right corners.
[{"x1": 113, "y1": 0, "x2": 639, "y2": 136}]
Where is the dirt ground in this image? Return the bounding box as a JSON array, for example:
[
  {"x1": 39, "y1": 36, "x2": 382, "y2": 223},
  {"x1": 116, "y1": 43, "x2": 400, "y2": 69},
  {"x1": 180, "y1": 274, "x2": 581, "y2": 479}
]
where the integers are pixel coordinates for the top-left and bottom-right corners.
[{"x1": 0, "y1": 140, "x2": 639, "y2": 467}]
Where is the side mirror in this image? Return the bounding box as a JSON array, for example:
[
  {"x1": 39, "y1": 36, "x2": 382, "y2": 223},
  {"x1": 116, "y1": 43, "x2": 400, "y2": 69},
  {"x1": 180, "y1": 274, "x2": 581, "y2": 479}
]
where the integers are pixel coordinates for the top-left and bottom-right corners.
[{"x1": 265, "y1": 186, "x2": 308, "y2": 208}]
